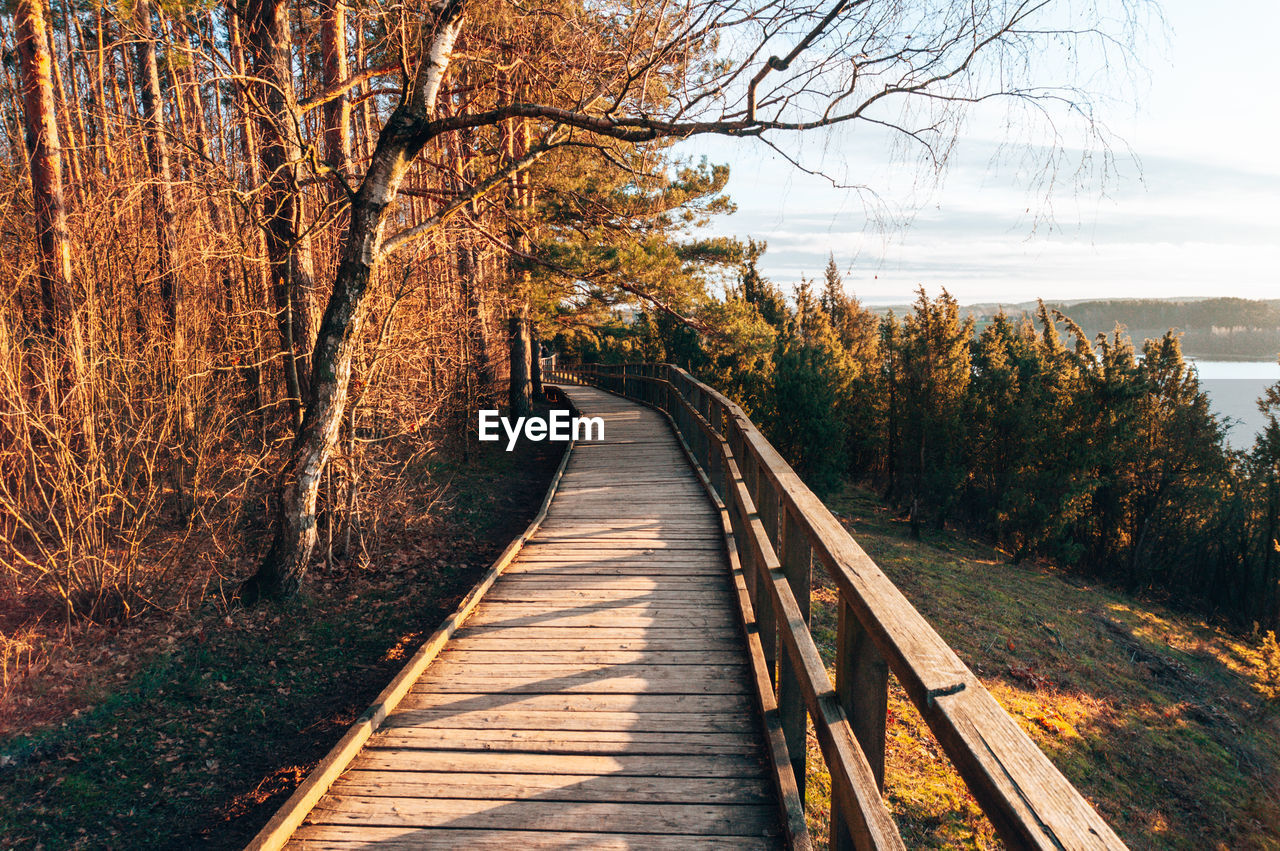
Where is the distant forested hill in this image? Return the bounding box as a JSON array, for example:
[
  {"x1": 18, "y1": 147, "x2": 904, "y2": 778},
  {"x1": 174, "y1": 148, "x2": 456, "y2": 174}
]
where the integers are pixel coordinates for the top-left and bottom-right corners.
[
  {"x1": 1040, "y1": 298, "x2": 1280, "y2": 360},
  {"x1": 876, "y1": 298, "x2": 1280, "y2": 360}
]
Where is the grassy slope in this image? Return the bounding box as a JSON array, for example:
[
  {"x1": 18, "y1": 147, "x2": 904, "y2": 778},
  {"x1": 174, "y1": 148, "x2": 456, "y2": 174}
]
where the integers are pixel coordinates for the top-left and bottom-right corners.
[
  {"x1": 803, "y1": 486, "x2": 1280, "y2": 850},
  {"x1": 0, "y1": 439, "x2": 561, "y2": 850}
]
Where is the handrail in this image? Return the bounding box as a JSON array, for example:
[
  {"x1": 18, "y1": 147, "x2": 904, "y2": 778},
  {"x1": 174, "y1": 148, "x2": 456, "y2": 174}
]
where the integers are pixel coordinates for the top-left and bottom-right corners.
[{"x1": 550, "y1": 362, "x2": 1127, "y2": 851}]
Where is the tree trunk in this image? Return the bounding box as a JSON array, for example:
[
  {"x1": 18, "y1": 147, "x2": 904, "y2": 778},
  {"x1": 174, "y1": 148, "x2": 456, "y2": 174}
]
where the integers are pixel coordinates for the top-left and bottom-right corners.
[
  {"x1": 508, "y1": 304, "x2": 532, "y2": 416},
  {"x1": 134, "y1": 0, "x2": 183, "y2": 361},
  {"x1": 320, "y1": 0, "x2": 351, "y2": 188},
  {"x1": 228, "y1": 2, "x2": 269, "y2": 414},
  {"x1": 14, "y1": 0, "x2": 73, "y2": 337},
  {"x1": 503, "y1": 101, "x2": 535, "y2": 411},
  {"x1": 458, "y1": 233, "x2": 494, "y2": 397},
  {"x1": 243, "y1": 0, "x2": 317, "y2": 429},
  {"x1": 240, "y1": 8, "x2": 464, "y2": 602},
  {"x1": 44, "y1": 0, "x2": 83, "y2": 192},
  {"x1": 135, "y1": 0, "x2": 193, "y2": 513},
  {"x1": 530, "y1": 321, "x2": 542, "y2": 401}
]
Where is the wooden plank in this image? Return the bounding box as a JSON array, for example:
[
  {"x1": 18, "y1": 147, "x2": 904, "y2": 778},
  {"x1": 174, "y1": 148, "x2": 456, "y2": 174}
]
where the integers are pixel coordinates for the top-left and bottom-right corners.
[
  {"x1": 412, "y1": 661, "x2": 749, "y2": 681},
  {"x1": 460, "y1": 605, "x2": 736, "y2": 621},
  {"x1": 452, "y1": 625, "x2": 741, "y2": 640},
  {"x1": 460, "y1": 611, "x2": 735, "y2": 630},
  {"x1": 832, "y1": 598, "x2": 890, "y2": 851},
  {"x1": 521, "y1": 539, "x2": 723, "y2": 550},
  {"x1": 348, "y1": 750, "x2": 769, "y2": 778},
  {"x1": 502, "y1": 565, "x2": 727, "y2": 576},
  {"x1": 509, "y1": 553, "x2": 726, "y2": 564},
  {"x1": 532, "y1": 524, "x2": 722, "y2": 534},
  {"x1": 482, "y1": 588, "x2": 734, "y2": 603},
  {"x1": 490, "y1": 576, "x2": 730, "y2": 589},
  {"x1": 328, "y1": 770, "x2": 773, "y2": 804},
  {"x1": 542, "y1": 485, "x2": 708, "y2": 496},
  {"x1": 409, "y1": 676, "x2": 748, "y2": 696},
  {"x1": 288, "y1": 825, "x2": 776, "y2": 850},
  {"x1": 397, "y1": 691, "x2": 752, "y2": 715},
  {"x1": 530, "y1": 532, "x2": 722, "y2": 543},
  {"x1": 304, "y1": 797, "x2": 779, "y2": 836},
  {"x1": 372, "y1": 708, "x2": 755, "y2": 733},
  {"x1": 432, "y1": 650, "x2": 744, "y2": 666},
  {"x1": 778, "y1": 504, "x2": 812, "y2": 793},
  {"x1": 446, "y1": 637, "x2": 741, "y2": 653},
  {"x1": 367, "y1": 729, "x2": 761, "y2": 755}
]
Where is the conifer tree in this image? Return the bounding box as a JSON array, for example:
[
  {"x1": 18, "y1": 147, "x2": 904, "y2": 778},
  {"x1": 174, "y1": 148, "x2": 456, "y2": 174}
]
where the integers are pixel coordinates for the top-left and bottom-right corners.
[
  {"x1": 897, "y1": 288, "x2": 972, "y2": 534},
  {"x1": 769, "y1": 279, "x2": 852, "y2": 494}
]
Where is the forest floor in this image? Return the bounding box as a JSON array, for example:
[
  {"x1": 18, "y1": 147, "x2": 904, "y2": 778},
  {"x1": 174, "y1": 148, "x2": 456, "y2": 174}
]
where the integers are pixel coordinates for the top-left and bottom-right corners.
[
  {"x1": 803, "y1": 485, "x2": 1280, "y2": 850},
  {"x1": 0, "y1": 435, "x2": 563, "y2": 849}
]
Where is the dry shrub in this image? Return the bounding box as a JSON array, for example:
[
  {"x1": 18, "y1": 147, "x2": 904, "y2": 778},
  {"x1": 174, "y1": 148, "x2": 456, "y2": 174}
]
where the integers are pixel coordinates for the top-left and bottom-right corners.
[{"x1": 1255, "y1": 631, "x2": 1280, "y2": 703}]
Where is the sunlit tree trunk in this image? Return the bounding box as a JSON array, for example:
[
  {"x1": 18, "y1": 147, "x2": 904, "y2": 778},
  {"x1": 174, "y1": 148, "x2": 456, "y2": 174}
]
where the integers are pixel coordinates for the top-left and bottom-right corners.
[
  {"x1": 243, "y1": 0, "x2": 316, "y2": 429},
  {"x1": 14, "y1": 0, "x2": 73, "y2": 337},
  {"x1": 134, "y1": 0, "x2": 181, "y2": 342},
  {"x1": 135, "y1": 0, "x2": 193, "y2": 511},
  {"x1": 227, "y1": 2, "x2": 269, "y2": 412},
  {"x1": 320, "y1": 0, "x2": 351, "y2": 189},
  {"x1": 44, "y1": 1, "x2": 83, "y2": 191}
]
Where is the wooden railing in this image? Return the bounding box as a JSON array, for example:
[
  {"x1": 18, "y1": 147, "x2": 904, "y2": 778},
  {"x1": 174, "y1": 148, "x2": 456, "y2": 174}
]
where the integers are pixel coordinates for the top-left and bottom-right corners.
[{"x1": 549, "y1": 362, "x2": 1127, "y2": 851}]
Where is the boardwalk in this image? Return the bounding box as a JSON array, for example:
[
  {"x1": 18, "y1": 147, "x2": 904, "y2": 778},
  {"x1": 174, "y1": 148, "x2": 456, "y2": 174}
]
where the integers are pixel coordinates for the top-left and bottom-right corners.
[{"x1": 284, "y1": 385, "x2": 784, "y2": 849}]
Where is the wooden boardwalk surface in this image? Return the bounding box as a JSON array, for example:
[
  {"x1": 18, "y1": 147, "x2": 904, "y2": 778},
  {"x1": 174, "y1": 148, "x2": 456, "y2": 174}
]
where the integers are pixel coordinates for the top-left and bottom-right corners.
[{"x1": 284, "y1": 385, "x2": 784, "y2": 849}]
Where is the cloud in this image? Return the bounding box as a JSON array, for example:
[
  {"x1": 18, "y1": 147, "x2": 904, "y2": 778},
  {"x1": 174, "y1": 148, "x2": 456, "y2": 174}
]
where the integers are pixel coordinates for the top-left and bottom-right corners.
[{"x1": 678, "y1": 135, "x2": 1280, "y2": 303}]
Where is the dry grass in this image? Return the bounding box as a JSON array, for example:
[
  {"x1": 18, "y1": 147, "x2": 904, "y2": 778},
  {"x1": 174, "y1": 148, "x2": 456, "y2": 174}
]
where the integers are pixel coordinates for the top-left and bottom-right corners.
[{"x1": 803, "y1": 485, "x2": 1280, "y2": 850}]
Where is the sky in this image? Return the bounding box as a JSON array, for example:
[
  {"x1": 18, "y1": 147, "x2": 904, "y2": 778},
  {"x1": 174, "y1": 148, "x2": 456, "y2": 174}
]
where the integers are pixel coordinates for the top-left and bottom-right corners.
[{"x1": 674, "y1": 0, "x2": 1280, "y2": 306}]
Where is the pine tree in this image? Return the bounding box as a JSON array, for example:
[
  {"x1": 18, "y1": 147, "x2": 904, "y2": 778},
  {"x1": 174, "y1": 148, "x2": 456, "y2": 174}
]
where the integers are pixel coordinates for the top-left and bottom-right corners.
[
  {"x1": 768, "y1": 280, "x2": 852, "y2": 494},
  {"x1": 897, "y1": 288, "x2": 972, "y2": 534}
]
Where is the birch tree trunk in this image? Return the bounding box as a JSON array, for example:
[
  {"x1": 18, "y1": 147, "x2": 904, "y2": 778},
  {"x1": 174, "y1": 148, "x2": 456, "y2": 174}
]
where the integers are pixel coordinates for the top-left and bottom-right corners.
[
  {"x1": 14, "y1": 0, "x2": 73, "y2": 337},
  {"x1": 240, "y1": 4, "x2": 465, "y2": 602}
]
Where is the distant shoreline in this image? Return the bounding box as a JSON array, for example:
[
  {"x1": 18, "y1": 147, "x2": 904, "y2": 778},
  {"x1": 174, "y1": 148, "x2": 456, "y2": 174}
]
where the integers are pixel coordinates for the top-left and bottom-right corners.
[{"x1": 865, "y1": 296, "x2": 1280, "y2": 363}]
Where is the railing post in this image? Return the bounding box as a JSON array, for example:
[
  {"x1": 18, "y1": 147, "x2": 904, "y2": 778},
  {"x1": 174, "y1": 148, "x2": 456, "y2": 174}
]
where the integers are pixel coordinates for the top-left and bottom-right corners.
[
  {"x1": 707, "y1": 430, "x2": 723, "y2": 502},
  {"x1": 831, "y1": 597, "x2": 890, "y2": 851},
  {"x1": 754, "y1": 466, "x2": 778, "y2": 686},
  {"x1": 709, "y1": 405, "x2": 727, "y2": 500},
  {"x1": 779, "y1": 504, "x2": 812, "y2": 800}
]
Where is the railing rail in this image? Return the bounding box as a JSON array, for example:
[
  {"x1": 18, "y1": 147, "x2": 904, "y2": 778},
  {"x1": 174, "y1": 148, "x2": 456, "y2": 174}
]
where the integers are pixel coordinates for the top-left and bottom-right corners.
[{"x1": 548, "y1": 361, "x2": 1126, "y2": 851}]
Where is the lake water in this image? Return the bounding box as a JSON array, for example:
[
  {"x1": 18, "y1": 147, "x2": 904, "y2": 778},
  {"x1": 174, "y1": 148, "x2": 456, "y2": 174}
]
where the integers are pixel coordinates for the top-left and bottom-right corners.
[{"x1": 1193, "y1": 360, "x2": 1279, "y2": 450}]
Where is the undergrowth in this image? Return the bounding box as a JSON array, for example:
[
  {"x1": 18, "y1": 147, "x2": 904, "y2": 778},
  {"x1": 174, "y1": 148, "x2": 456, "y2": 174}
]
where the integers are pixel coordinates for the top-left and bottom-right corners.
[{"x1": 0, "y1": 437, "x2": 562, "y2": 849}]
